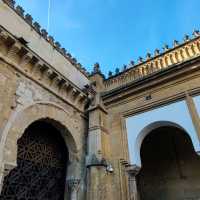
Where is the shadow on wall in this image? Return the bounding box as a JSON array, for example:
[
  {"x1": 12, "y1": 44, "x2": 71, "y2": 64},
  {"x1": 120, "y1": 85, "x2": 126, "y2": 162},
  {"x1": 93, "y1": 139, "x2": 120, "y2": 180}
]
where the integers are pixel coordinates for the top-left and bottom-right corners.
[{"x1": 137, "y1": 125, "x2": 200, "y2": 200}]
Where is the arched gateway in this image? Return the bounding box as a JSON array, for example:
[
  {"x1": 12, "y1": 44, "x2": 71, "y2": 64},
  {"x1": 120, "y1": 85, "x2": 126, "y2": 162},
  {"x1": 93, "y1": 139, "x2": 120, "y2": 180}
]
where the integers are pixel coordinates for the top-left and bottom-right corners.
[
  {"x1": 137, "y1": 125, "x2": 200, "y2": 200},
  {"x1": 0, "y1": 120, "x2": 69, "y2": 200}
]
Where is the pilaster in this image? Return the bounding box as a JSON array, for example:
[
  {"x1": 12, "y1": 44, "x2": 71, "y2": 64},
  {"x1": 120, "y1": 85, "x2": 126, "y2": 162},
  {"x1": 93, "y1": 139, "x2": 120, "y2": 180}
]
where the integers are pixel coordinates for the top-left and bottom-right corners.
[
  {"x1": 86, "y1": 64, "x2": 113, "y2": 200},
  {"x1": 185, "y1": 92, "x2": 200, "y2": 142}
]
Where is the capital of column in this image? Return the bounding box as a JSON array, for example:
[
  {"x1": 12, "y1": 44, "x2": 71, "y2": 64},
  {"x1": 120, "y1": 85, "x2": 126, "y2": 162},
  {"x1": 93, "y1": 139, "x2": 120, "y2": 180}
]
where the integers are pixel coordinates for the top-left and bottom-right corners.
[
  {"x1": 126, "y1": 164, "x2": 141, "y2": 177},
  {"x1": 67, "y1": 178, "x2": 80, "y2": 191}
]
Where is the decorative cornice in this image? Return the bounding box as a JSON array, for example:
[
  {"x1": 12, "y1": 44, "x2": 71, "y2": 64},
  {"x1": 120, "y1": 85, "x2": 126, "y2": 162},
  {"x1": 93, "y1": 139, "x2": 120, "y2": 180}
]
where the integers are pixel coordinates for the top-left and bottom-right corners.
[
  {"x1": 2, "y1": 0, "x2": 90, "y2": 77},
  {"x1": 104, "y1": 30, "x2": 200, "y2": 91},
  {"x1": 102, "y1": 56, "x2": 200, "y2": 107},
  {"x1": 0, "y1": 25, "x2": 89, "y2": 112},
  {"x1": 89, "y1": 125, "x2": 109, "y2": 134},
  {"x1": 86, "y1": 154, "x2": 108, "y2": 168}
]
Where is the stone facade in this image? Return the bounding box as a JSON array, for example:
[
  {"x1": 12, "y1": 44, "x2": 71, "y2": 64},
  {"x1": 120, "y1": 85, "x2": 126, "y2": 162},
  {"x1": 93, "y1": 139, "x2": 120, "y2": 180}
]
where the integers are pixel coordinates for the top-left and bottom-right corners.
[{"x1": 1, "y1": 0, "x2": 200, "y2": 200}]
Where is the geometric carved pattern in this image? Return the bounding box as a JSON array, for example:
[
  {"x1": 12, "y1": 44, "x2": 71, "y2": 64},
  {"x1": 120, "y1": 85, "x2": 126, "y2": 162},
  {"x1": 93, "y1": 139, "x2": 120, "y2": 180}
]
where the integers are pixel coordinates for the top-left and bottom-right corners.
[{"x1": 0, "y1": 121, "x2": 68, "y2": 200}]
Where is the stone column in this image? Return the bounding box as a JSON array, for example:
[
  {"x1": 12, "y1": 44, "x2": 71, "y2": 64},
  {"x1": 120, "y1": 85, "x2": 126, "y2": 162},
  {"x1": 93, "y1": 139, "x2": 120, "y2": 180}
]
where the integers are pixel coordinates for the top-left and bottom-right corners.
[
  {"x1": 67, "y1": 179, "x2": 80, "y2": 200},
  {"x1": 126, "y1": 165, "x2": 141, "y2": 200}
]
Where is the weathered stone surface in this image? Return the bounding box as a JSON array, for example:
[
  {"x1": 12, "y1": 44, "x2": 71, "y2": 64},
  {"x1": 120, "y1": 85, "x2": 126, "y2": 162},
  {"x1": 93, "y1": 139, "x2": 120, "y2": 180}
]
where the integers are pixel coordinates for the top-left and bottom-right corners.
[
  {"x1": 1, "y1": 1, "x2": 200, "y2": 200},
  {"x1": 0, "y1": 73, "x2": 7, "y2": 86}
]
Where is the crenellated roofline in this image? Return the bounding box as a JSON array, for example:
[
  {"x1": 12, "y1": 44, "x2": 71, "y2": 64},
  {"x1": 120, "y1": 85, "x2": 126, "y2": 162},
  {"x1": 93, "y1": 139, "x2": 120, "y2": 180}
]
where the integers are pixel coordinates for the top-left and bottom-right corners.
[
  {"x1": 2, "y1": 0, "x2": 90, "y2": 78},
  {"x1": 4, "y1": 0, "x2": 200, "y2": 92},
  {"x1": 104, "y1": 31, "x2": 200, "y2": 91}
]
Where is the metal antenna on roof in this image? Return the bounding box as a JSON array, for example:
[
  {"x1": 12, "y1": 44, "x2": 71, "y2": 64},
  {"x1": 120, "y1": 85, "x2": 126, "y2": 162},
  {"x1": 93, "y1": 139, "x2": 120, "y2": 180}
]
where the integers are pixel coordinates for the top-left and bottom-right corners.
[{"x1": 47, "y1": 0, "x2": 51, "y2": 32}]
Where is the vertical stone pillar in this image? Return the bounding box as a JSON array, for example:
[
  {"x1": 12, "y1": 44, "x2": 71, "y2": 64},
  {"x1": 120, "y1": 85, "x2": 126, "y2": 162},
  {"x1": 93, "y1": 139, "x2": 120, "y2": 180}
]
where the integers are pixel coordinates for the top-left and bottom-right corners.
[
  {"x1": 87, "y1": 164, "x2": 108, "y2": 200},
  {"x1": 86, "y1": 63, "x2": 113, "y2": 200},
  {"x1": 86, "y1": 99, "x2": 109, "y2": 200},
  {"x1": 126, "y1": 165, "x2": 141, "y2": 200}
]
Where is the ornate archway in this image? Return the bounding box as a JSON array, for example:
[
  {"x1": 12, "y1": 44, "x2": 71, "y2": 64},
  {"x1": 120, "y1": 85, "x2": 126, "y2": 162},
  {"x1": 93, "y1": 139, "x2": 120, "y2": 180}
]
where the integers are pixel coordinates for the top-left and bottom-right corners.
[
  {"x1": 137, "y1": 125, "x2": 200, "y2": 200},
  {"x1": 0, "y1": 102, "x2": 84, "y2": 200},
  {"x1": 0, "y1": 120, "x2": 69, "y2": 200},
  {"x1": 130, "y1": 121, "x2": 199, "y2": 167}
]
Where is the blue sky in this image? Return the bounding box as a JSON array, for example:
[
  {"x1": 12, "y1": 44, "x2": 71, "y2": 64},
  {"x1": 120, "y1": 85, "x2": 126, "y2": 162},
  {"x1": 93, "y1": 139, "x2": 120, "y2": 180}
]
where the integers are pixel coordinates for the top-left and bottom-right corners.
[{"x1": 15, "y1": 0, "x2": 200, "y2": 76}]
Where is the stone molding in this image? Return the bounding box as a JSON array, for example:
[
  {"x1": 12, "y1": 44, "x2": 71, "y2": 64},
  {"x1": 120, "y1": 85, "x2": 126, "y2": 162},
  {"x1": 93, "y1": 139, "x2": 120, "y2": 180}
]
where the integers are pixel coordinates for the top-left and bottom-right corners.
[
  {"x1": 88, "y1": 125, "x2": 109, "y2": 134},
  {"x1": 0, "y1": 26, "x2": 88, "y2": 112},
  {"x1": 126, "y1": 164, "x2": 141, "y2": 176},
  {"x1": 86, "y1": 154, "x2": 108, "y2": 168},
  {"x1": 102, "y1": 56, "x2": 200, "y2": 109}
]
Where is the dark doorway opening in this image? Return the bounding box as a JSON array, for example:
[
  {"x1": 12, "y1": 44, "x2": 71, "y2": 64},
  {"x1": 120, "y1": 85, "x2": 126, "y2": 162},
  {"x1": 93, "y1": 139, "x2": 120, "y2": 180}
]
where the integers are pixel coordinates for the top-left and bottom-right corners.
[
  {"x1": 137, "y1": 126, "x2": 200, "y2": 200},
  {"x1": 0, "y1": 120, "x2": 69, "y2": 200}
]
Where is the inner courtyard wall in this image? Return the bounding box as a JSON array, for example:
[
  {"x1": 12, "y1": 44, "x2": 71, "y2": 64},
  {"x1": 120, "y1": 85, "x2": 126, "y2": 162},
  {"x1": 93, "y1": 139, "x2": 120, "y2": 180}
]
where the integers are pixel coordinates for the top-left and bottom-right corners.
[{"x1": 102, "y1": 60, "x2": 200, "y2": 200}]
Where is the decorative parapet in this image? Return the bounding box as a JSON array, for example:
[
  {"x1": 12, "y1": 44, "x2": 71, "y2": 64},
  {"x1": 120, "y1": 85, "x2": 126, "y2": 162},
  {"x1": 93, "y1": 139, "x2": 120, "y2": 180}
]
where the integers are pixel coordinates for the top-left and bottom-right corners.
[
  {"x1": 2, "y1": 0, "x2": 90, "y2": 77},
  {"x1": 104, "y1": 31, "x2": 200, "y2": 91},
  {"x1": 0, "y1": 25, "x2": 89, "y2": 112}
]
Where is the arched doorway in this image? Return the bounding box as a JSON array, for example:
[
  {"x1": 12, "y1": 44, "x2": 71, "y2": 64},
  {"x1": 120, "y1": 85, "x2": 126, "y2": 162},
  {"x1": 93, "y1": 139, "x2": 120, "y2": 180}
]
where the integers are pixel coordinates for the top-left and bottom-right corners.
[
  {"x1": 0, "y1": 120, "x2": 69, "y2": 200},
  {"x1": 137, "y1": 126, "x2": 200, "y2": 200}
]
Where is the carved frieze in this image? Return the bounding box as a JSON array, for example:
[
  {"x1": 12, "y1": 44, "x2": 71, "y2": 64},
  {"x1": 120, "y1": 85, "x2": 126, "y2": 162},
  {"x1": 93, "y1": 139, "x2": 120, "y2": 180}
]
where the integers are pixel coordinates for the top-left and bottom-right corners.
[{"x1": 0, "y1": 26, "x2": 88, "y2": 112}]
